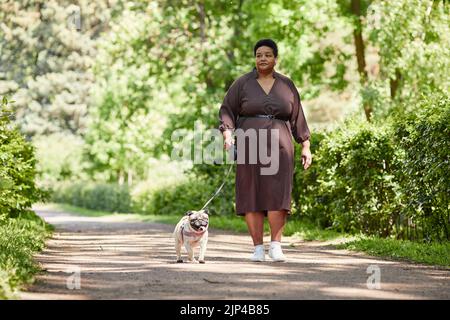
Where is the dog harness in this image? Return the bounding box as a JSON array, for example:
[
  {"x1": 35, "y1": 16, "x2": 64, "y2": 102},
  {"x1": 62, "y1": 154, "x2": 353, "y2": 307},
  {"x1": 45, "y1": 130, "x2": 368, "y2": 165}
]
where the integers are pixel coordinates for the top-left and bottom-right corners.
[{"x1": 180, "y1": 222, "x2": 206, "y2": 243}]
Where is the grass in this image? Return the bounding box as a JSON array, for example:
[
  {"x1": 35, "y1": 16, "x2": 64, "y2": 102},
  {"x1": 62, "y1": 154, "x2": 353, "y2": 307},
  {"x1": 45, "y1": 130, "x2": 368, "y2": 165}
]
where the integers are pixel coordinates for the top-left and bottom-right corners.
[
  {"x1": 337, "y1": 237, "x2": 450, "y2": 267},
  {"x1": 283, "y1": 218, "x2": 349, "y2": 241},
  {"x1": 42, "y1": 202, "x2": 450, "y2": 268},
  {"x1": 0, "y1": 211, "x2": 53, "y2": 299}
]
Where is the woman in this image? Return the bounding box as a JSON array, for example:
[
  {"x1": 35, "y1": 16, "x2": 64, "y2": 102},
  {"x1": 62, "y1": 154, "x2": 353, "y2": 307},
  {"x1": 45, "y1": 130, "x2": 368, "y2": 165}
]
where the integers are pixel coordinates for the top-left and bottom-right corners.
[{"x1": 218, "y1": 38, "x2": 312, "y2": 262}]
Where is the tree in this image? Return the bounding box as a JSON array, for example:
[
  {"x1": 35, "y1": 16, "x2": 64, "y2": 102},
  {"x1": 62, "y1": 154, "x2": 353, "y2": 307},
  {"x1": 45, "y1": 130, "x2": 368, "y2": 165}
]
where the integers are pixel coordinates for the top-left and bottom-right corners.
[
  {"x1": 0, "y1": 0, "x2": 118, "y2": 137},
  {"x1": 367, "y1": 0, "x2": 449, "y2": 116}
]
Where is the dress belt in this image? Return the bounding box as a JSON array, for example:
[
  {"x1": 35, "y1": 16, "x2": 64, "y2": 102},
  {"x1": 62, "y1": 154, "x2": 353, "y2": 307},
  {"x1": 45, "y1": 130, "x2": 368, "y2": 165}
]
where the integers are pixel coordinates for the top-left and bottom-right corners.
[{"x1": 238, "y1": 114, "x2": 289, "y2": 121}]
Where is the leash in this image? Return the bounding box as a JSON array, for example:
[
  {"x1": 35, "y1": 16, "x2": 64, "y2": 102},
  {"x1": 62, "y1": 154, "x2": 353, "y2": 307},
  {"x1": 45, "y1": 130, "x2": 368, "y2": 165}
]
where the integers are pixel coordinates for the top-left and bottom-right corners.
[{"x1": 200, "y1": 161, "x2": 234, "y2": 211}]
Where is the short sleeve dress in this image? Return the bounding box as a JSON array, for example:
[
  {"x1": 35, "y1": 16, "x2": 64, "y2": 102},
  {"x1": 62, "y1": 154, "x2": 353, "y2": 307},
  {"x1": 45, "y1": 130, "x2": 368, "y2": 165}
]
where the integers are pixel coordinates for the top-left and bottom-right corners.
[{"x1": 218, "y1": 67, "x2": 310, "y2": 216}]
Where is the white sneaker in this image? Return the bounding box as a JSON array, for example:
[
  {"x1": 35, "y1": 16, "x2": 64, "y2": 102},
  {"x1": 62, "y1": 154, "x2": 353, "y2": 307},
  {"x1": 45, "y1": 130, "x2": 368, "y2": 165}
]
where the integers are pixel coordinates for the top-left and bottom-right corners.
[
  {"x1": 269, "y1": 243, "x2": 286, "y2": 262},
  {"x1": 250, "y1": 245, "x2": 265, "y2": 262}
]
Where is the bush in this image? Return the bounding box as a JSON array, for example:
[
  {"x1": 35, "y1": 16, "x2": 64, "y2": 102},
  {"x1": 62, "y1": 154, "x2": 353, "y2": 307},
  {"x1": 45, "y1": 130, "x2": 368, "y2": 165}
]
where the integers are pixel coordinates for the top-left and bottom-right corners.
[
  {"x1": 393, "y1": 93, "x2": 450, "y2": 242},
  {"x1": 293, "y1": 92, "x2": 449, "y2": 242},
  {"x1": 134, "y1": 166, "x2": 236, "y2": 216},
  {"x1": 0, "y1": 97, "x2": 52, "y2": 299},
  {"x1": 0, "y1": 97, "x2": 48, "y2": 218},
  {"x1": 292, "y1": 131, "x2": 328, "y2": 224},
  {"x1": 51, "y1": 181, "x2": 132, "y2": 213},
  {"x1": 0, "y1": 211, "x2": 52, "y2": 299},
  {"x1": 294, "y1": 118, "x2": 402, "y2": 236},
  {"x1": 51, "y1": 165, "x2": 236, "y2": 217}
]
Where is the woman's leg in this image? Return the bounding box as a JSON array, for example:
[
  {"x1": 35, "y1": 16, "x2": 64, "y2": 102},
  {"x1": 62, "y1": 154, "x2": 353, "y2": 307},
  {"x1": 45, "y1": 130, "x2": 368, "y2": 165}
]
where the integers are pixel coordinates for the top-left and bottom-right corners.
[
  {"x1": 244, "y1": 211, "x2": 265, "y2": 245},
  {"x1": 267, "y1": 210, "x2": 287, "y2": 261},
  {"x1": 267, "y1": 210, "x2": 287, "y2": 242}
]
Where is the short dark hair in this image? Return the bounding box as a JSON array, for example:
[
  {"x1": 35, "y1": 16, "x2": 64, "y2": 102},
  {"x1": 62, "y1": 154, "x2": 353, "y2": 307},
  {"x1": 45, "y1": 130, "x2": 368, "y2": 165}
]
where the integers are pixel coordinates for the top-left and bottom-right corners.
[{"x1": 254, "y1": 39, "x2": 278, "y2": 58}]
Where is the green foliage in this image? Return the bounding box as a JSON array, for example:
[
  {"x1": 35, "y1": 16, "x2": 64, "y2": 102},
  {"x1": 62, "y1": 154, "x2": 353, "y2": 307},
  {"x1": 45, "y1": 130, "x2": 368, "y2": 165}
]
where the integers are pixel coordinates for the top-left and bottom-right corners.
[
  {"x1": 84, "y1": 5, "x2": 170, "y2": 183},
  {"x1": 292, "y1": 131, "x2": 328, "y2": 222},
  {"x1": 392, "y1": 93, "x2": 450, "y2": 242},
  {"x1": 295, "y1": 116, "x2": 402, "y2": 236},
  {"x1": 0, "y1": 211, "x2": 52, "y2": 299},
  {"x1": 130, "y1": 159, "x2": 192, "y2": 213},
  {"x1": 338, "y1": 237, "x2": 450, "y2": 267},
  {"x1": 0, "y1": 1, "x2": 118, "y2": 138},
  {"x1": 368, "y1": 0, "x2": 449, "y2": 115},
  {"x1": 247, "y1": 0, "x2": 354, "y2": 97},
  {"x1": 33, "y1": 132, "x2": 88, "y2": 185},
  {"x1": 84, "y1": 0, "x2": 361, "y2": 184},
  {"x1": 0, "y1": 97, "x2": 52, "y2": 299},
  {"x1": 0, "y1": 97, "x2": 48, "y2": 218},
  {"x1": 134, "y1": 168, "x2": 236, "y2": 216},
  {"x1": 283, "y1": 218, "x2": 350, "y2": 241},
  {"x1": 294, "y1": 92, "x2": 449, "y2": 242},
  {"x1": 51, "y1": 162, "x2": 236, "y2": 217},
  {"x1": 51, "y1": 181, "x2": 132, "y2": 213}
]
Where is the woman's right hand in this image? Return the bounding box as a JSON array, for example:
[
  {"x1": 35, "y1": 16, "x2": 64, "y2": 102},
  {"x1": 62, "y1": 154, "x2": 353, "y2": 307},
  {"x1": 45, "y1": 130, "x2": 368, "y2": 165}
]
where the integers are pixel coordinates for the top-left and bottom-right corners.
[{"x1": 223, "y1": 130, "x2": 234, "y2": 151}]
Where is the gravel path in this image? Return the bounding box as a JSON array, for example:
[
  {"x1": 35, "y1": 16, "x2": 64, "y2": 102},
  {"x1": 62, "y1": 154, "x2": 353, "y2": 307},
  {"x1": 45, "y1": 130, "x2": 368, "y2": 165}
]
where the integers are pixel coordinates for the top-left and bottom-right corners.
[{"x1": 20, "y1": 206, "x2": 450, "y2": 300}]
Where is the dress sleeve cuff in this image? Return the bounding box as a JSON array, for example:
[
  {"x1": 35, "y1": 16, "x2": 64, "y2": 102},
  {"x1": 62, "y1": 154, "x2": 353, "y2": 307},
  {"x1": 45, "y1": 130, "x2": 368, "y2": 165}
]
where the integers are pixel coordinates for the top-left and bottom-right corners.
[{"x1": 219, "y1": 123, "x2": 234, "y2": 133}]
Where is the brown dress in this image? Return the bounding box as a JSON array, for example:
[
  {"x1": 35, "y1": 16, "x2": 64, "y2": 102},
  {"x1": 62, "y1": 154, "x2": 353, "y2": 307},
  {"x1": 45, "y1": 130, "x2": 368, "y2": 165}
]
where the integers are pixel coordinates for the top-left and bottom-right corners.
[{"x1": 218, "y1": 67, "x2": 310, "y2": 216}]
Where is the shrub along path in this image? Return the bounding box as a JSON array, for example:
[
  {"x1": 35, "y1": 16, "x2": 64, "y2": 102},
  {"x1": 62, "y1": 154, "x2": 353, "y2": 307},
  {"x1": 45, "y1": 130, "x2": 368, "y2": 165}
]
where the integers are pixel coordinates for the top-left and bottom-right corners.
[{"x1": 20, "y1": 205, "x2": 449, "y2": 299}]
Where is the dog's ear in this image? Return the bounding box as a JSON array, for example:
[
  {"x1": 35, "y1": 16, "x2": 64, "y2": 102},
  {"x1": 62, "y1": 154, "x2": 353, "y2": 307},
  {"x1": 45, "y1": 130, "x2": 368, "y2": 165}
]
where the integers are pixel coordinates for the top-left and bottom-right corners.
[
  {"x1": 203, "y1": 208, "x2": 209, "y2": 215},
  {"x1": 185, "y1": 210, "x2": 194, "y2": 216}
]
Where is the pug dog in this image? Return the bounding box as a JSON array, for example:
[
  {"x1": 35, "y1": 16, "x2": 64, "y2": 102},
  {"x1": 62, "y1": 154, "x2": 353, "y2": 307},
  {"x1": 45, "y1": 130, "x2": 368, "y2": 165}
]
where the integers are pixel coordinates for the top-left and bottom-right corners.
[{"x1": 173, "y1": 209, "x2": 209, "y2": 264}]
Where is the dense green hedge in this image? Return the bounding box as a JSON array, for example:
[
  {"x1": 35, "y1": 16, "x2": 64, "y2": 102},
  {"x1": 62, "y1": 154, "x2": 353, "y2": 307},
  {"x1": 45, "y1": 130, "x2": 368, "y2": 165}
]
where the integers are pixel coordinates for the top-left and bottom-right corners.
[
  {"x1": 51, "y1": 181, "x2": 132, "y2": 213},
  {"x1": 393, "y1": 93, "x2": 449, "y2": 241},
  {"x1": 294, "y1": 93, "x2": 449, "y2": 242},
  {"x1": 294, "y1": 119, "x2": 402, "y2": 236},
  {"x1": 143, "y1": 173, "x2": 236, "y2": 216}
]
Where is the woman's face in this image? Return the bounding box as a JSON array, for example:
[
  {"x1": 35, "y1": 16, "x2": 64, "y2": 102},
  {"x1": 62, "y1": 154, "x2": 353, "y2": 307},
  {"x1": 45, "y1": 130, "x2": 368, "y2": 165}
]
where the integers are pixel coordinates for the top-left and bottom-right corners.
[{"x1": 255, "y1": 46, "x2": 277, "y2": 73}]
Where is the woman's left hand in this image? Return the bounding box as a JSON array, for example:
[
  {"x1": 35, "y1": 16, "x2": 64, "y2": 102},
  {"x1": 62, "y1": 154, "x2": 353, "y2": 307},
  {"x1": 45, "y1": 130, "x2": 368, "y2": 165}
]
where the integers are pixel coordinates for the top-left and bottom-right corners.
[{"x1": 301, "y1": 147, "x2": 312, "y2": 170}]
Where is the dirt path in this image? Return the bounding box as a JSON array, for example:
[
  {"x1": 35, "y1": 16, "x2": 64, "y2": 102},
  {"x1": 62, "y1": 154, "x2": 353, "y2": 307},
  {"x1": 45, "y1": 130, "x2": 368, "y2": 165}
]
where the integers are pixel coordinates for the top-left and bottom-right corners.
[{"x1": 20, "y1": 206, "x2": 449, "y2": 300}]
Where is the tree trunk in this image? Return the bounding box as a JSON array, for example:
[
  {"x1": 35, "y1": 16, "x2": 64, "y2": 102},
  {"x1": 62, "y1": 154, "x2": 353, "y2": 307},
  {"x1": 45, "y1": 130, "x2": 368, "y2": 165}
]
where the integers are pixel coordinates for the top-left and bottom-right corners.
[
  {"x1": 351, "y1": 0, "x2": 371, "y2": 121},
  {"x1": 390, "y1": 68, "x2": 402, "y2": 99}
]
